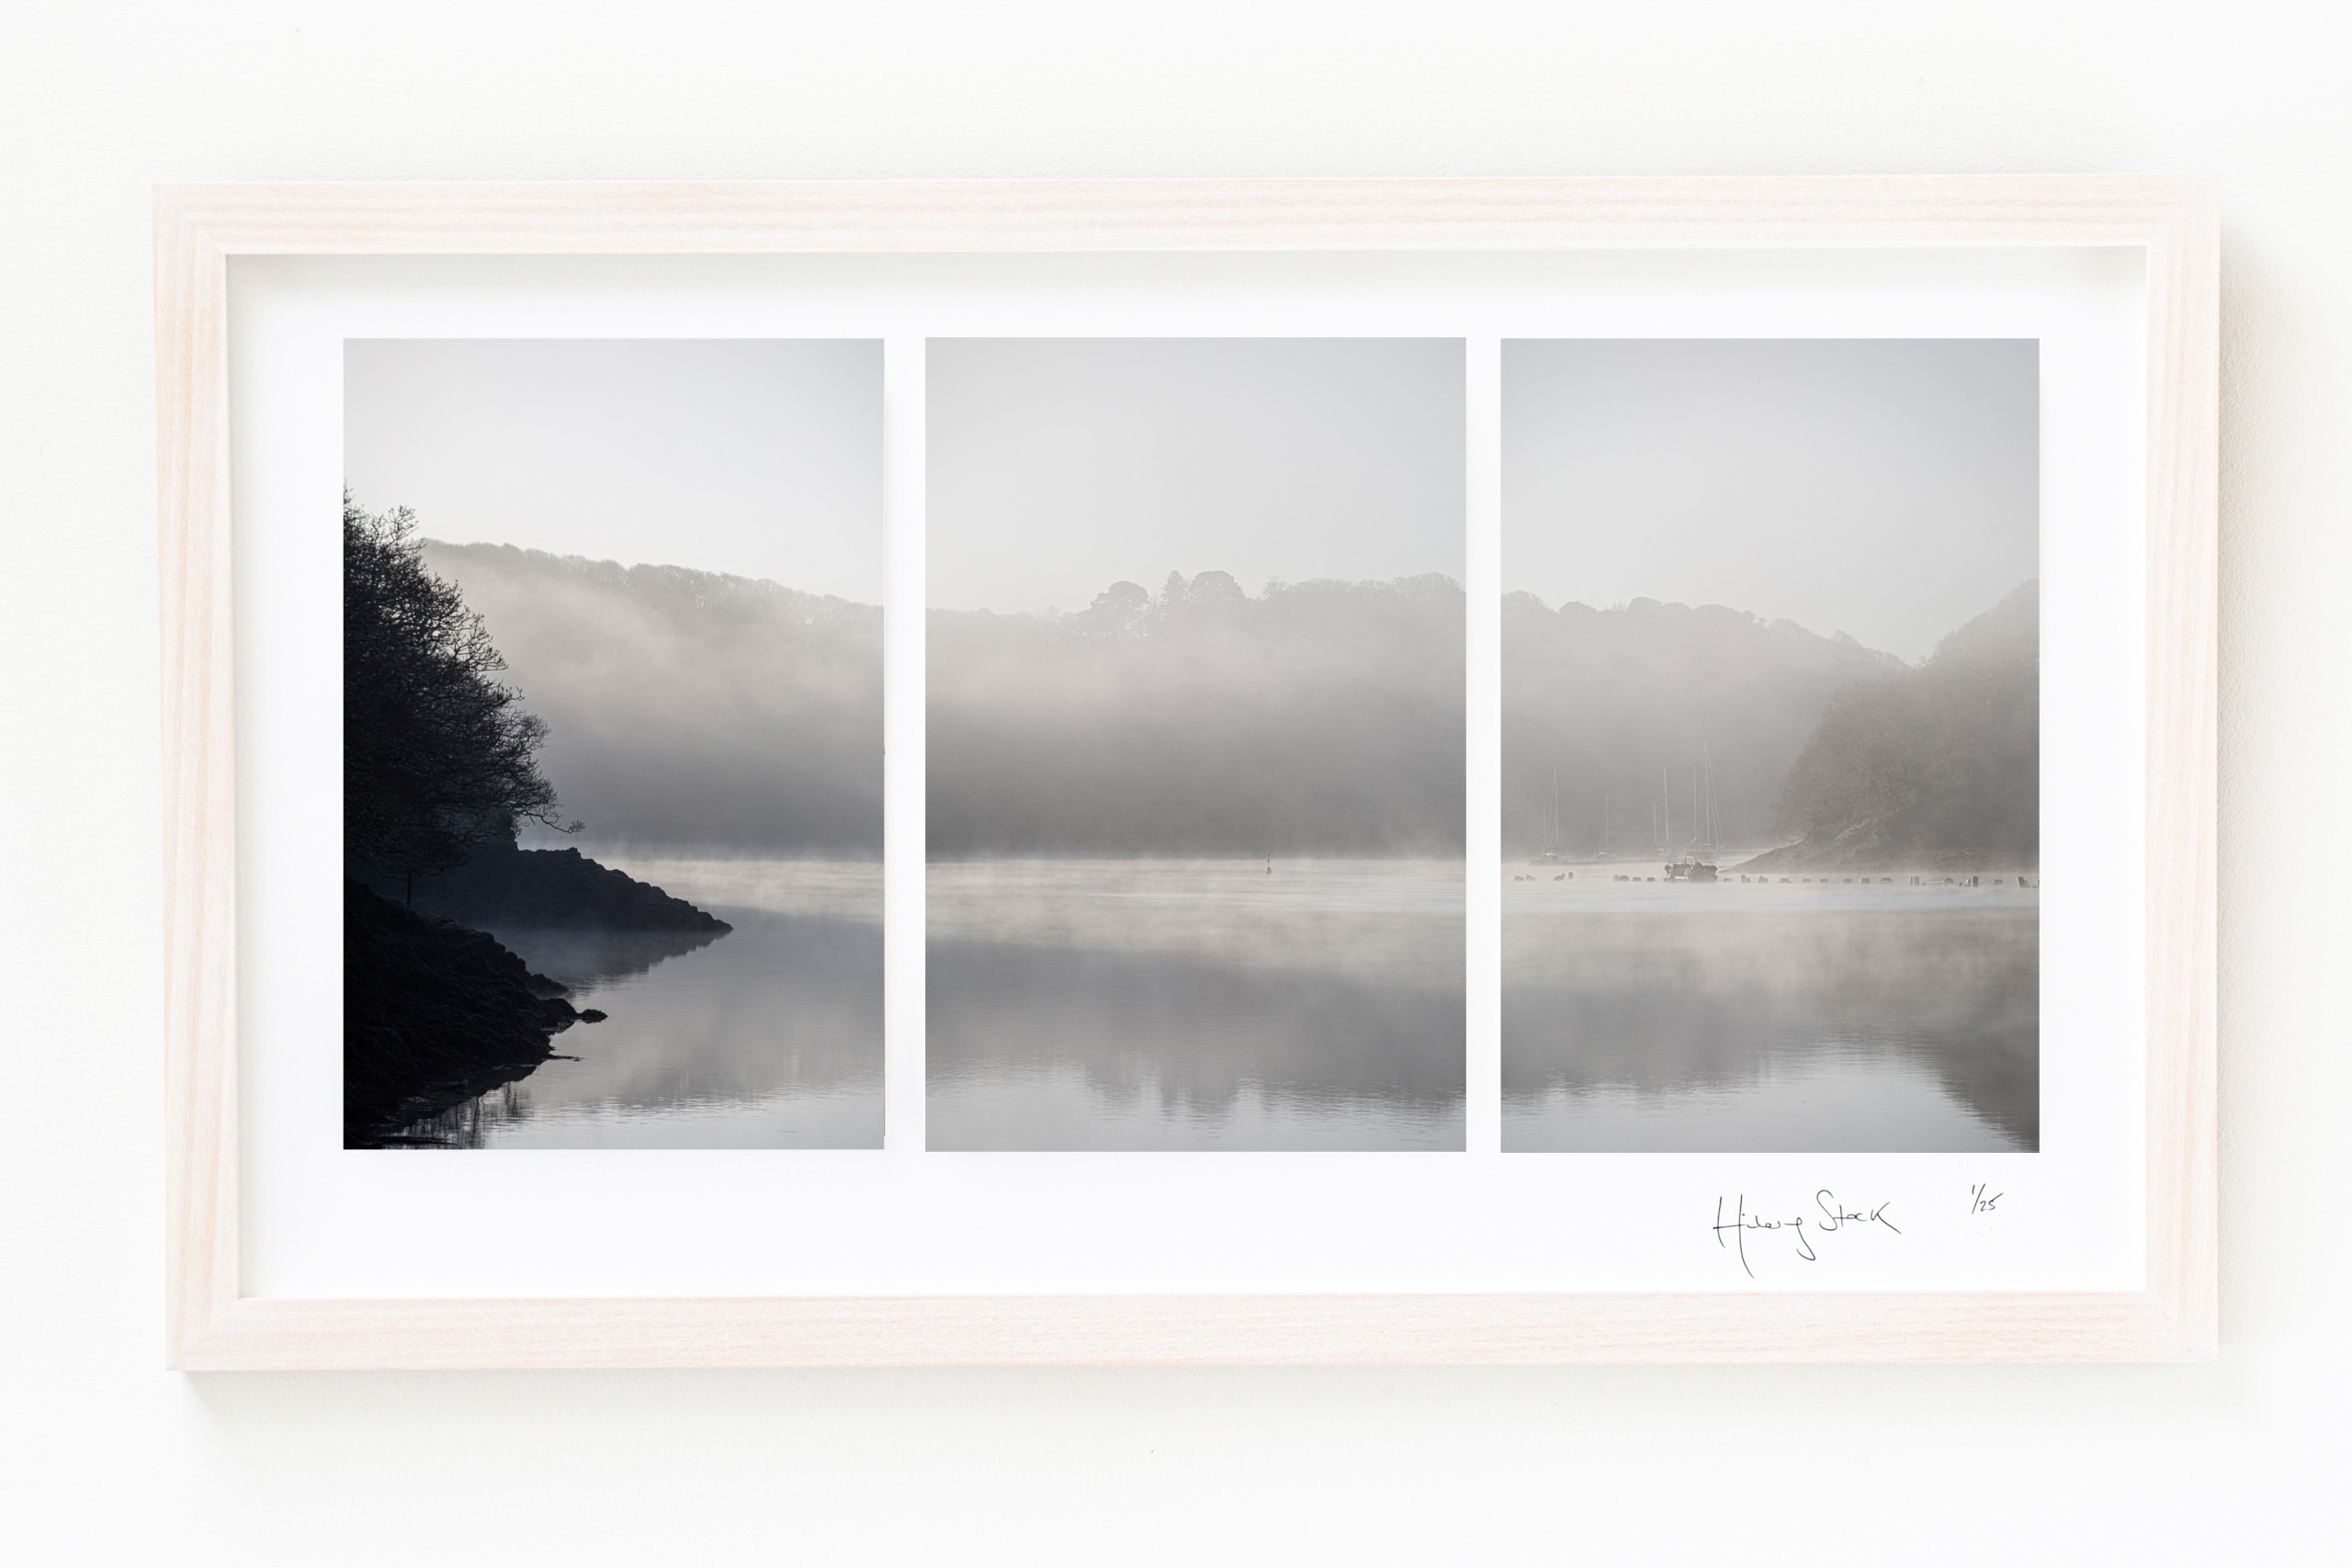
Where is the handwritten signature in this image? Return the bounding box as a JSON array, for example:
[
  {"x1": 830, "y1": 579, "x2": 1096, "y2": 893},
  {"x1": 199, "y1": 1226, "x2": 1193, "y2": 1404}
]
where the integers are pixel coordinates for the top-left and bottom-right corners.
[{"x1": 1712, "y1": 1191, "x2": 1901, "y2": 1279}]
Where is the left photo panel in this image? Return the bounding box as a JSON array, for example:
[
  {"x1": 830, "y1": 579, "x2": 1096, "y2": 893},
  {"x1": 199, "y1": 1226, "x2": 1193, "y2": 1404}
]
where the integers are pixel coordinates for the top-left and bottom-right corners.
[{"x1": 340, "y1": 340, "x2": 886, "y2": 1149}]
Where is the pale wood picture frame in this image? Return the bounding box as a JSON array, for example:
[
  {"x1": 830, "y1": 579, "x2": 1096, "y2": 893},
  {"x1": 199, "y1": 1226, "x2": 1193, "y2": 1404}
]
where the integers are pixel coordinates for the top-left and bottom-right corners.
[{"x1": 158, "y1": 176, "x2": 2217, "y2": 1368}]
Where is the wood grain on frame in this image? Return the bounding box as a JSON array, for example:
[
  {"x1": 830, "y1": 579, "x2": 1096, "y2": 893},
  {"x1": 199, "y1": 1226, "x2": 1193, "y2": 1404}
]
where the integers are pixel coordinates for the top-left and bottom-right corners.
[{"x1": 157, "y1": 176, "x2": 2219, "y2": 1369}]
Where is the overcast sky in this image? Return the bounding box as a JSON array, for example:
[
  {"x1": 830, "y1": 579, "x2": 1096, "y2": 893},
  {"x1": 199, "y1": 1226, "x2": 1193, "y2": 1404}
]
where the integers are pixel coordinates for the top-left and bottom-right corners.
[
  {"x1": 1503, "y1": 339, "x2": 2038, "y2": 661},
  {"x1": 929, "y1": 339, "x2": 1464, "y2": 614},
  {"x1": 345, "y1": 338, "x2": 883, "y2": 601}
]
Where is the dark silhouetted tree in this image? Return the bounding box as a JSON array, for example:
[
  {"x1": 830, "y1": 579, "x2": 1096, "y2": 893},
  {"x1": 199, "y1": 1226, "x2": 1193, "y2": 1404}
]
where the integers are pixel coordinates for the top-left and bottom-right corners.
[{"x1": 344, "y1": 495, "x2": 572, "y2": 895}]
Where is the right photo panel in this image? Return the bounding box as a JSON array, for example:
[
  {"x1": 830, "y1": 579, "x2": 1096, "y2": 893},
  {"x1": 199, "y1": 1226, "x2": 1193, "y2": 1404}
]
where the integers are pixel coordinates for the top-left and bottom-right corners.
[{"x1": 1501, "y1": 339, "x2": 2041, "y2": 1154}]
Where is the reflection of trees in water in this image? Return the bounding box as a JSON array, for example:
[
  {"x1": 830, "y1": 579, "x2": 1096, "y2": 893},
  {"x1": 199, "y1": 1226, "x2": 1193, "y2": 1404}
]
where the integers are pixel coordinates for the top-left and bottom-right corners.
[
  {"x1": 488, "y1": 925, "x2": 727, "y2": 989},
  {"x1": 382, "y1": 914, "x2": 883, "y2": 1147},
  {"x1": 388, "y1": 1077, "x2": 539, "y2": 1149},
  {"x1": 381, "y1": 931, "x2": 727, "y2": 1144},
  {"x1": 1502, "y1": 909, "x2": 2038, "y2": 1149},
  {"x1": 929, "y1": 936, "x2": 1465, "y2": 1134},
  {"x1": 379, "y1": 930, "x2": 725, "y2": 1145}
]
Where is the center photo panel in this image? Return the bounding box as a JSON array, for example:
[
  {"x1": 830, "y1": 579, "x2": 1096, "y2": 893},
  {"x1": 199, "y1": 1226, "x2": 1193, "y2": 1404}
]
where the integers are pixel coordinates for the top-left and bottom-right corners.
[{"x1": 924, "y1": 339, "x2": 1467, "y2": 1151}]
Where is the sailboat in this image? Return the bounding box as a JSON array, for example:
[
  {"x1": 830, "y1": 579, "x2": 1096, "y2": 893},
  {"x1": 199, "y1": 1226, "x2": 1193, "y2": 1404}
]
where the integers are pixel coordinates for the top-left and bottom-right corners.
[
  {"x1": 1664, "y1": 746, "x2": 1723, "y2": 883},
  {"x1": 1529, "y1": 766, "x2": 1566, "y2": 865}
]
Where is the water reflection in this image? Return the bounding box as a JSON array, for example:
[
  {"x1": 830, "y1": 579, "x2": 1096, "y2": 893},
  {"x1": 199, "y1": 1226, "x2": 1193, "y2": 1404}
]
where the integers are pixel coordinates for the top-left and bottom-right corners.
[
  {"x1": 1503, "y1": 867, "x2": 2036, "y2": 1152},
  {"x1": 391, "y1": 858, "x2": 883, "y2": 1149},
  {"x1": 497, "y1": 926, "x2": 724, "y2": 988},
  {"x1": 928, "y1": 857, "x2": 1464, "y2": 1150}
]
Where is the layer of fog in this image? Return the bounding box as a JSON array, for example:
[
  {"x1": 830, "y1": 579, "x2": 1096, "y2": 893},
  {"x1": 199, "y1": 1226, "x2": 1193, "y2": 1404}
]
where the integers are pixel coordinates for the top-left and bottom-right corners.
[
  {"x1": 1502, "y1": 593, "x2": 1896, "y2": 856},
  {"x1": 931, "y1": 570, "x2": 1464, "y2": 856},
  {"x1": 423, "y1": 541, "x2": 882, "y2": 854},
  {"x1": 928, "y1": 858, "x2": 1463, "y2": 984}
]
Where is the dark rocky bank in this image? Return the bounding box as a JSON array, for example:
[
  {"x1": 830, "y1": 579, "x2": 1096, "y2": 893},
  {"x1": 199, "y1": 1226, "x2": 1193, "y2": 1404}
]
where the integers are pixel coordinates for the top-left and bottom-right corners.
[
  {"x1": 355, "y1": 834, "x2": 731, "y2": 934},
  {"x1": 342, "y1": 879, "x2": 585, "y2": 1147}
]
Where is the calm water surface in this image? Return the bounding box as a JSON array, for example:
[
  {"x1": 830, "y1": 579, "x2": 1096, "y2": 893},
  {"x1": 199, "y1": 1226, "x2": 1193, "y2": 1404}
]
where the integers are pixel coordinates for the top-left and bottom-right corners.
[
  {"x1": 393, "y1": 857, "x2": 882, "y2": 1149},
  {"x1": 928, "y1": 857, "x2": 1464, "y2": 1150},
  {"x1": 1503, "y1": 861, "x2": 2037, "y2": 1152}
]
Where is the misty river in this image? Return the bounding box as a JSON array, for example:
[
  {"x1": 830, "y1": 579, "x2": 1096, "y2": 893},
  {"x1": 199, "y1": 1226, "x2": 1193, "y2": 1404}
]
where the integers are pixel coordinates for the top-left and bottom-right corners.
[
  {"x1": 391, "y1": 858, "x2": 883, "y2": 1148},
  {"x1": 1502, "y1": 863, "x2": 2037, "y2": 1152},
  {"x1": 927, "y1": 857, "x2": 1465, "y2": 1150}
]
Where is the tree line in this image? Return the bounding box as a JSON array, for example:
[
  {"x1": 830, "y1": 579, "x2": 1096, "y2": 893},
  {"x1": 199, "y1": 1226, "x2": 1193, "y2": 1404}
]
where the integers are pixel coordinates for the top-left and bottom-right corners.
[
  {"x1": 929, "y1": 570, "x2": 1465, "y2": 856},
  {"x1": 416, "y1": 540, "x2": 884, "y2": 852},
  {"x1": 1769, "y1": 581, "x2": 2039, "y2": 865},
  {"x1": 368, "y1": 519, "x2": 2031, "y2": 868},
  {"x1": 1501, "y1": 593, "x2": 1900, "y2": 856}
]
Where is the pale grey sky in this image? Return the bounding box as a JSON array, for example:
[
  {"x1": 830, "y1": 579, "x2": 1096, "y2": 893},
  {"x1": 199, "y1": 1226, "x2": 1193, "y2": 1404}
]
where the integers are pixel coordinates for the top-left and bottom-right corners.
[
  {"x1": 1503, "y1": 339, "x2": 2038, "y2": 661},
  {"x1": 928, "y1": 339, "x2": 1464, "y2": 613},
  {"x1": 345, "y1": 338, "x2": 883, "y2": 601}
]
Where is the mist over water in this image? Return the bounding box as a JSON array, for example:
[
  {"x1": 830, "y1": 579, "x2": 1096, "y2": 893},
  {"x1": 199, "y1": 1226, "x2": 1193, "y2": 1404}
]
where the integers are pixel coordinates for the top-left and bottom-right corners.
[
  {"x1": 928, "y1": 858, "x2": 1464, "y2": 1150},
  {"x1": 394, "y1": 857, "x2": 883, "y2": 1148},
  {"x1": 924, "y1": 341, "x2": 1467, "y2": 1149},
  {"x1": 922, "y1": 572, "x2": 1469, "y2": 1149},
  {"x1": 1502, "y1": 865, "x2": 2037, "y2": 1152}
]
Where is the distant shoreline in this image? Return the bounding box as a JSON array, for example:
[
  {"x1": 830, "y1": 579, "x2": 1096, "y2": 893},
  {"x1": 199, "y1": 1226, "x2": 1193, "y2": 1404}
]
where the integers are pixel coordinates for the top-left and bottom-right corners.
[
  {"x1": 1731, "y1": 841, "x2": 2039, "y2": 877},
  {"x1": 1503, "y1": 851, "x2": 2039, "y2": 879}
]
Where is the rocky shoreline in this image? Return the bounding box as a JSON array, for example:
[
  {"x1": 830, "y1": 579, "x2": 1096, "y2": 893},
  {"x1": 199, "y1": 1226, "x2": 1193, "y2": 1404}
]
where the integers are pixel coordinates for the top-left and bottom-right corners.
[
  {"x1": 354, "y1": 834, "x2": 731, "y2": 934},
  {"x1": 342, "y1": 879, "x2": 586, "y2": 1146},
  {"x1": 344, "y1": 840, "x2": 736, "y2": 1145}
]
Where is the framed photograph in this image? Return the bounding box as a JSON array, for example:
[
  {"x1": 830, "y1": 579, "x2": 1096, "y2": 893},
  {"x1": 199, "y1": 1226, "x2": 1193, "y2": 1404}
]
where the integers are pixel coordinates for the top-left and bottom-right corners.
[{"x1": 160, "y1": 176, "x2": 2215, "y2": 1367}]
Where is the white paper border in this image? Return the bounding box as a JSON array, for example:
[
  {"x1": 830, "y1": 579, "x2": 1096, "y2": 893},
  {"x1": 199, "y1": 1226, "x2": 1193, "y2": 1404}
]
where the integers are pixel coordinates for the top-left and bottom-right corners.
[{"x1": 228, "y1": 246, "x2": 2144, "y2": 1299}]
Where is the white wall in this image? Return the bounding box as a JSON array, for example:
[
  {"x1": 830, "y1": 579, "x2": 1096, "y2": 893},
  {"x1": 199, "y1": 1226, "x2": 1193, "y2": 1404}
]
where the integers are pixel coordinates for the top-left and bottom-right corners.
[{"x1": 1, "y1": 3, "x2": 2342, "y2": 1562}]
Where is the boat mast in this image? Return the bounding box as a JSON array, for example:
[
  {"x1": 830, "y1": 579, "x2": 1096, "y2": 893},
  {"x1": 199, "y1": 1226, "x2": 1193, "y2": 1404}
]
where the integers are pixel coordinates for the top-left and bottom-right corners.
[{"x1": 1701, "y1": 742, "x2": 1716, "y2": 856}]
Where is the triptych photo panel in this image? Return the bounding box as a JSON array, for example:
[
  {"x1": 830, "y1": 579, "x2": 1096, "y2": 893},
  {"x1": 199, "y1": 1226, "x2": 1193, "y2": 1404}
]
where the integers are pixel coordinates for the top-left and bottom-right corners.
[
  {"x1": 339, "y1": 334, "x2": 2036, "y2": 1157},
  {"x1": 341, "y1": 339, "x2": 887, "y2": 1149}
]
